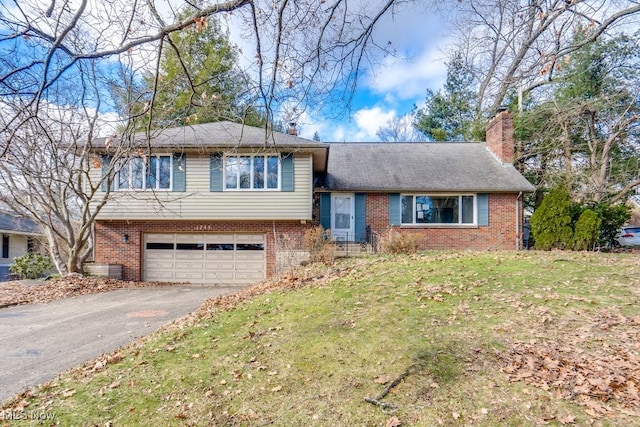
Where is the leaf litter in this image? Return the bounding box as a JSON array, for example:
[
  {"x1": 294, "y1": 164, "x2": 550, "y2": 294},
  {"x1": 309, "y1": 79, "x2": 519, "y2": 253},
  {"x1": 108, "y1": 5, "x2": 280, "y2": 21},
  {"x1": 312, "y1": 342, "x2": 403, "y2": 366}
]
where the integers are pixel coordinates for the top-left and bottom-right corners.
[{"x1": 500, "y1": 309, "x2": 640, "y2": 419}]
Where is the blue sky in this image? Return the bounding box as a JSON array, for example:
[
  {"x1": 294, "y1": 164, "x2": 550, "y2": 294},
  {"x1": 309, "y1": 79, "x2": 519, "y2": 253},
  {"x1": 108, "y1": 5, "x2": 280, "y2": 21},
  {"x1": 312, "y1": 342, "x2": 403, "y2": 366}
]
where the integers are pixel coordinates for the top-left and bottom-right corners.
[{"x1": 295, "y1": 6, "x2": 450, "y2": 142}]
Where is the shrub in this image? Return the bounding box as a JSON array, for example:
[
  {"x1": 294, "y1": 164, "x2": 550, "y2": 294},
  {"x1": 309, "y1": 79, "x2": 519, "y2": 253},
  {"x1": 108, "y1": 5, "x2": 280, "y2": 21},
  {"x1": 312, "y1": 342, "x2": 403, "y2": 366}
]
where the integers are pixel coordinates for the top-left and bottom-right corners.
[
  {"x1": 530, "y1": 186, "x2": 574, "y2": 250},
  {"x1": 572, "y1": 209, "x2": 601, "y2": 251},
  {"x1": 302, "y1": 227, "x2": 335, "y2": 265},
  {"x1": 9, "y1": 253, "x2": 54, "y2": 280},
  {"x1": 378, "y1": 229, "x2": 420, "y2": 254}
]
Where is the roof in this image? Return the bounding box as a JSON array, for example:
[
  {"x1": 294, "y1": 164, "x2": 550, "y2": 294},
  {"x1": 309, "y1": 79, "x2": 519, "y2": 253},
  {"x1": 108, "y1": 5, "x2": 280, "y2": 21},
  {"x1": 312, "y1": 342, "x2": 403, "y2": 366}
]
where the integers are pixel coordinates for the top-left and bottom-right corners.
[
  {"x1": 92, "y1": 121, "x2": 329, "y2": 171},
  {"x1": 0, "y1": 212, "x2": 41, "y2": 235},
  {"x1": 322, "y1": 142, "x2": 535, "y2": 193}
]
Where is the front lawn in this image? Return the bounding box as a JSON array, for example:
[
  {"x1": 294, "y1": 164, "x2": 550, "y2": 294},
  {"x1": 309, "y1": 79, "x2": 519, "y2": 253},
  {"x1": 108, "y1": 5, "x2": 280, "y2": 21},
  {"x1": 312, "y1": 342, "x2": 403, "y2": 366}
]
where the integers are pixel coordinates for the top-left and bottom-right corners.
[{"x1": 2, "y1": 251, "x2": 639, "y2": 426}]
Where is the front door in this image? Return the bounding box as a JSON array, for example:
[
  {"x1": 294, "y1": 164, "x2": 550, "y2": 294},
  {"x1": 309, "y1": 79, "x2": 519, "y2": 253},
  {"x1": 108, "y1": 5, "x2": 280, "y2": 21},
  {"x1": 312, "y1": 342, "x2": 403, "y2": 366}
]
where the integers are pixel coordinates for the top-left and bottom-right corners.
[{"x1": 331, "y1": 193, "x2": 355, "y2": 241}]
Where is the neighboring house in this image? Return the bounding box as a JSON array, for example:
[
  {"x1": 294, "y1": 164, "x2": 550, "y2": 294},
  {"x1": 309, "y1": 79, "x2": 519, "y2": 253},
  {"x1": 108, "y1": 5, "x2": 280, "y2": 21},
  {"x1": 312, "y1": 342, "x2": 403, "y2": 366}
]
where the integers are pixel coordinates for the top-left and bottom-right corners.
[
  {"x1": 91, "y1": 111, "x2": 534, "y2": 284},
  {"x1": 0, "y1": 211, "x2": 42, "y2": 281}
]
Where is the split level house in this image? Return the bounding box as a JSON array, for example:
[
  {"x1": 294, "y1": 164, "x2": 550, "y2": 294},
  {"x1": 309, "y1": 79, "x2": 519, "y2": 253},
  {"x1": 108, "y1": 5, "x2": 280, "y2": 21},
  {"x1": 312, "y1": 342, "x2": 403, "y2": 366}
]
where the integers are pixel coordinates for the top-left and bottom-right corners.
[
  {"x1": 0, "y1": 211, "x2": 42, "y2": 281},
  {"x1": 91, "y1": 111, "x2": 535, "y2": 285}
]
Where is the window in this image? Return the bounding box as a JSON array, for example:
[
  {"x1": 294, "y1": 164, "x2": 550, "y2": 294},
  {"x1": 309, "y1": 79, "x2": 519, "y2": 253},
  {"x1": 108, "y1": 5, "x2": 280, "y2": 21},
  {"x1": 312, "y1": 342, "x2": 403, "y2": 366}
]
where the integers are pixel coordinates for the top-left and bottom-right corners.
[
  {"x1": 401, "y1": 195, "x2": 475, "y2": 225},
  {"x1": 224, "y1": 154, "x2": 280, "y2": 190},
  {"x1": 117, "y1": 155, "x2": 172, "y2": 190},
  {"x1": 2, "y1": 235, "x2": 8, "y2": 259}
]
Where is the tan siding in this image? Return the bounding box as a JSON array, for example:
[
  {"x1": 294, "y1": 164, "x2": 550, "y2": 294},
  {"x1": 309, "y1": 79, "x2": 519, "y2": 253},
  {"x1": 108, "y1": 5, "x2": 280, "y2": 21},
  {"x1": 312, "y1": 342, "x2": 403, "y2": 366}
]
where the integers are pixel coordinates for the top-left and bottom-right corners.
[{"x1": 95, "y1": 153, "x2": 313, "y2": 220}]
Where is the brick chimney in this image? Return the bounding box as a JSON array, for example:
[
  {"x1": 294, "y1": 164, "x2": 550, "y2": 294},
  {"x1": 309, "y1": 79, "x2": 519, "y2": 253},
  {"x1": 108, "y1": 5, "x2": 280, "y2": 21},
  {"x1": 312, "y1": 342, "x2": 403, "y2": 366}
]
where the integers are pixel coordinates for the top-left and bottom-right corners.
[
  {"x1": 287, "y1": 122, "x2": 298, "y2": 136},
  {"x1": 485, "y1": 110, "x2": 514, "y2": 164}
]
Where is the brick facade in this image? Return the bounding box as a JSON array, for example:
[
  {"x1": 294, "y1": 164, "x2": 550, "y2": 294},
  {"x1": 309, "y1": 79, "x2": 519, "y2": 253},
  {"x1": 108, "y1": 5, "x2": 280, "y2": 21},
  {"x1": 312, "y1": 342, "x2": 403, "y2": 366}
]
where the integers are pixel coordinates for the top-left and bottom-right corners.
[
  {"x1": 94, "y1": 193, "x2": 524, "y2": 282},
  {"x1": 94, "y1": 220, "x2": 311, "y2": 281},
  {"x1": 365, "y1": 192, "x2": 523, "y2": 251}
]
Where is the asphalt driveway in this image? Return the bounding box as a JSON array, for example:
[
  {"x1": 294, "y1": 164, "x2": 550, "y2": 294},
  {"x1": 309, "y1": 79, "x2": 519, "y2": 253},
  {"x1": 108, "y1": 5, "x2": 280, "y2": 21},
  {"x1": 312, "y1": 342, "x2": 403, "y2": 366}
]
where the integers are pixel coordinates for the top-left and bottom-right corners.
[{"x1": 0, "y1": 284, "x2": 243, "y2": 404}]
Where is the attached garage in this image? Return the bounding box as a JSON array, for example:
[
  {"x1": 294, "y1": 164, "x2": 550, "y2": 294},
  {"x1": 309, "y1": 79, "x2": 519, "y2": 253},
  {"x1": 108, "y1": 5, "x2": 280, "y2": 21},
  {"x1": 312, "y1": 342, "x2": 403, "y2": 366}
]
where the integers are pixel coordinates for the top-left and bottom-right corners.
[{"x1": 143, "y1": 233, "x2": 266, "y2": 284}]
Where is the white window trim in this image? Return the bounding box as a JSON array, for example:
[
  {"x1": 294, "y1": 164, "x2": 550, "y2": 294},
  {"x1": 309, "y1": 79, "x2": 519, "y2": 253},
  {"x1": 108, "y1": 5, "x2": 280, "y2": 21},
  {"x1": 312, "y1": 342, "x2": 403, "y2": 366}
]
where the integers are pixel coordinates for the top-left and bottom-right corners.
[
  {"x1": 115, "y1": 154, "x2": 173, "y2": 191},
  {"x1": 400, "y1": 193, "x2": 477, "y2": 226},
  {"x1": 223, "y1": 153, "x2": 281, "y2": 191}
]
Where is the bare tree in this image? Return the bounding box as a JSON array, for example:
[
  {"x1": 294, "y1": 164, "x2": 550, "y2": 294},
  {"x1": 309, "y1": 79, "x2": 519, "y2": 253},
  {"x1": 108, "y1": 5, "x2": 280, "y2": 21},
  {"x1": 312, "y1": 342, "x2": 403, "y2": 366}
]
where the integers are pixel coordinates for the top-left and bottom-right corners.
[
  {"x1": 376, "y1": 113, "x2": 425, "y2": 142},
  {"x1": 0, "y1": 0, "x2": 415, "y2": 275},
  {"x1": 436, "y1": 0, "x2": 640, "y2": 119}
]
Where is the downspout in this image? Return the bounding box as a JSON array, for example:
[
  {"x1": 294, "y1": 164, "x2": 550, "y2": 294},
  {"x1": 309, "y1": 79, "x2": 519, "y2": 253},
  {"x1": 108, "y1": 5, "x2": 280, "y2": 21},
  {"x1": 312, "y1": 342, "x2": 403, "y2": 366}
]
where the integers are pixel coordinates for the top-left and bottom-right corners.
[{"x1": 516, "y1": 192, "x2": 523, "y2": 250}]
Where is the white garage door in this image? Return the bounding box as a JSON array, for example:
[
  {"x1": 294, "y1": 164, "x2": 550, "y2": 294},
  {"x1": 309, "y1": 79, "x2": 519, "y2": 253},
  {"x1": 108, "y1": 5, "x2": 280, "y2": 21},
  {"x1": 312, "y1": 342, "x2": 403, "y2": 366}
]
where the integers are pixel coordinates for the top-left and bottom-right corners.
[{"x1": 143, "y1": 233, "x2": 266, "y2": 284}]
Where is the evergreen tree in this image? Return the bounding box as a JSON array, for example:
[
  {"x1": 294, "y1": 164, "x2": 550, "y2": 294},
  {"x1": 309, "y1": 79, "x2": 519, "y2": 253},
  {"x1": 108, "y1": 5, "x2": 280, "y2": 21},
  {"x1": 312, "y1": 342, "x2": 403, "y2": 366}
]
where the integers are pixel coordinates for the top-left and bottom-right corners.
[
  {"x1": 413, "y1": 52, "x2": 479, "y2": 141},
  {"x1": 530, "y1": 185, "x2": 574, "y2": 250}
]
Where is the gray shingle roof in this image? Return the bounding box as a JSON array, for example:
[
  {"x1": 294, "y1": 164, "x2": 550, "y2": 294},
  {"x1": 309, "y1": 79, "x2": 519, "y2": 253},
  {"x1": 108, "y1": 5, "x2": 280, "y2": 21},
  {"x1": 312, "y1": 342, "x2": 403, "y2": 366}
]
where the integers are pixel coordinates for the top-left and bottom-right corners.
[
  {"x1": 0, "y1": 212, "x2": 41, "y2": 234},
  {"x1": 93, "y1": 121, "x2": 328, "y2": 150},
  {"x1": 323, "y1": 142, "x2": 535, "y2": 192}
]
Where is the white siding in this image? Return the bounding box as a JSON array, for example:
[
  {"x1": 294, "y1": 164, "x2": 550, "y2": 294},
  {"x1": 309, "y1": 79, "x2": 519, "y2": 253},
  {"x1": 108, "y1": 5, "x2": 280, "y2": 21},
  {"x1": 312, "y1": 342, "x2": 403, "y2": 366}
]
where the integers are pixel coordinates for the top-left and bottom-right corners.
[
  {"x1": 94, "y1": 153, "x2": 313, "y2": 220},
  {"x1": 0, "y1": 234, "x2": 29, "y2": 265}
]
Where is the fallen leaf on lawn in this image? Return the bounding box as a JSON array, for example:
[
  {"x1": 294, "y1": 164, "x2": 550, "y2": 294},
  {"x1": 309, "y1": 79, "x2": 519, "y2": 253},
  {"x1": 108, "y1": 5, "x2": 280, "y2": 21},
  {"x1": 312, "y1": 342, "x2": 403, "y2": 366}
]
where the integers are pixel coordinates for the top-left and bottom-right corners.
[
  {"x1": 558, "y1": 414, "x2": 576, "y2": 424},
  {"x1": 271, "y1": 385, "x2": 282, "y2": 392},
  {"x1": 109, "y1": 380, "x2": 121, "y2": 389},
  {"x1": 386, "y1": 416, "x2": 402, "y2": 427},
  {"x1": 62, "y1": 389, "x2": 76, "y2": 397},
  {"x1": 375, "y1": 375, "x2": 391, "y2": 384},
  {"x1": 452, "y1": 412, "x2": 460, "y2": 419}
]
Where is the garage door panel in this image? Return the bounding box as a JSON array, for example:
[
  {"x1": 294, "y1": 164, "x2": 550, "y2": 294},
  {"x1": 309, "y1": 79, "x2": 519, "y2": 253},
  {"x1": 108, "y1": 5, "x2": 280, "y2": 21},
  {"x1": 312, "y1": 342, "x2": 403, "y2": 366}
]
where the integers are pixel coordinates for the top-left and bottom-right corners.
[
  {"x1": 175, "y1": 271, "x2": 205, "y2": 280},
  {"x1": 236, "y1": 251, "x2": 264, "y2": 261},
  {"x1": 205, "y1": 271, "x2": 235, "y2": 281},
  {"x1": 144, "y1": 233, "x2": 265, "y2": 284},
  {"x1": 146, "y1": 233, "x2": 175, "y2": 242},
  {"x1": 175, "y1": 251, "x2": 204, "y2": 260},
  {"x1": 205, "y1": 261, "x2": 234, "y2": 270},
  {"x1": 205, "y1": 252, "x2": 235, "y2": 261},
  {"x1": 175, "y1": 262, "x2": 205, "y2": 270},
  {"x1": 145, "y1": 271, "x2": 175, "y2": 281},
  {"x1": 146, "y1": 251, "x2": 175, "y2": 260}
]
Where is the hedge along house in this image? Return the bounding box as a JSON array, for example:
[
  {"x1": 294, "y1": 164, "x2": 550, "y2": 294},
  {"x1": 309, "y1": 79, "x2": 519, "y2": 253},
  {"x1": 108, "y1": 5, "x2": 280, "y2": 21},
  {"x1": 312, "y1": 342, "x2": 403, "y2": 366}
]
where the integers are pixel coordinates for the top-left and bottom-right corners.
[
  {"x1": 91, "y1": 111, "x2": 534, "y2": 284},
  {"x1": 91, "y1": 122, "x2": 328, "y2": 284},
  {"x1": 316, "y1": 111, "x2": 535, "y2": 251}
]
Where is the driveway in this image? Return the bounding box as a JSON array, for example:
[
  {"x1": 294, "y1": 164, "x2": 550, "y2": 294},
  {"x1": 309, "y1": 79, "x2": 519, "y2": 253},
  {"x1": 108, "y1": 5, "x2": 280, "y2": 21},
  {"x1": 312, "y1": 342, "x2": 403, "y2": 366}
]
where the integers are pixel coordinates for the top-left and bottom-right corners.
[{"x1": 0, "y1": 284, "x2": 243, "y2": 404}]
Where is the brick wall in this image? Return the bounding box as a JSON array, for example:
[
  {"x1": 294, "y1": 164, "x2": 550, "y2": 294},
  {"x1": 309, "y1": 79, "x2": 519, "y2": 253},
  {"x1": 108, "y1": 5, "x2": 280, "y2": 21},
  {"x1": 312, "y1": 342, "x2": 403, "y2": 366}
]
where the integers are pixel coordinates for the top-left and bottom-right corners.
[
  {"x1": 94, "y1": 220, "x2": 311, "y2": 281},
  {"x1": 365, "y1": 193, "x2": 522, "y2": 251}
]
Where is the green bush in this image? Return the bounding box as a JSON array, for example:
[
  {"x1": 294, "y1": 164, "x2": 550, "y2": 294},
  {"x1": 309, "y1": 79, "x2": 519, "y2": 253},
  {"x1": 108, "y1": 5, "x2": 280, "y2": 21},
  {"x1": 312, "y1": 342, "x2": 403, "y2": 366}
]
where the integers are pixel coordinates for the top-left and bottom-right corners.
[
  {"x1": 593, "y1": 203, "x2": 631, "y2": 248},
  {"x1": 530, "y1": 186, "x2": 574, "y2": 250},
  {"x1": 9, "y1": 253, "x2": 54, "y2": 280},
  {"x1": 572, "y1": 209, "x2": 601, "y2": 251}
]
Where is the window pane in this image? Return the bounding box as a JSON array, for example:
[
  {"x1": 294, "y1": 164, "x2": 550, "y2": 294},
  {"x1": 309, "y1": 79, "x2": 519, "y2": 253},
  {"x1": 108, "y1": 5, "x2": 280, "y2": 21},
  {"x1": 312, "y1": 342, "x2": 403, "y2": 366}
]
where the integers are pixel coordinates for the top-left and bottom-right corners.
[
  {"x1": 401, "y1": 195, "x2": 413, "y2": 224},
  {"x1": 118, "y1": 160, "x2": 130, "y2": 189},
  {"x1": 461, "y1": 196, "x2": 474, "y2": 223},
  {"x1": 253, "y1": 156, "x2": 265, "y2": 189},
  {"x1": 430, "y1": 197, "x2": 458, "y2": 223},
  {"x1": 131, "y1": 157, "x2": 144, "y2": 189},
  {"x1": 158, "y1": 156, "x2": 171, "y2": 189},
  {"x1": 176, "y1": 243, "x2": 204, "y2": 250},
  {"x1": 415, "y1": 196, "x2": 430, "y2": 223},
  {"x1": 225, "y1": 157, "x2": 238, "y2": 189},
  {"x1": 239, "y1": 156, "x2": 251, "y2": 189},
  {"x1": 206, "y1": 243, "x2": 234, "y2": 250},
  {"x1": 146, "y1": 242, "x2": 174, "y2": 250},
  {"x1": 267, "y1": 156, "x2": 279, "y2": 188},
  {"x1": 147, "y1": 156, "x2": 158, "y2": 189},
  {"x1": 236, "y1": 243, "x2": 264, "y2": 250}
]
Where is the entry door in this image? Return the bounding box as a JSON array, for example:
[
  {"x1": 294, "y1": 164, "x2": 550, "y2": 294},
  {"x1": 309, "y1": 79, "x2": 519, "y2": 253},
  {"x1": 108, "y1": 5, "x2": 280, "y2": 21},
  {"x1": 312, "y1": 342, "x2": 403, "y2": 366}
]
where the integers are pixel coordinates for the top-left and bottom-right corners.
[{"x1": 331, "y1": 193, "x2": 355, "y2": 241}]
